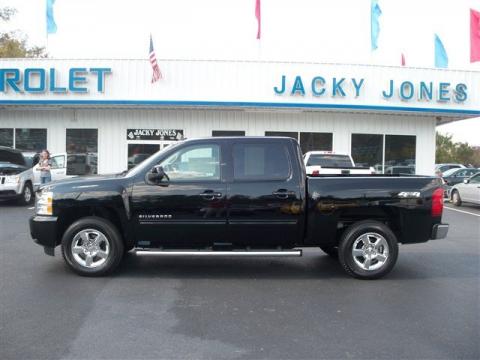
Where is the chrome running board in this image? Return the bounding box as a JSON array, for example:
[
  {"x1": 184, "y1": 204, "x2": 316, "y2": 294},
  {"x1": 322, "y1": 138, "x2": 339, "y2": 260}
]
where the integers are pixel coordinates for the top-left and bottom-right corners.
[{"x1": 135, "y1": 249, "x2": 302, "y2": 257}]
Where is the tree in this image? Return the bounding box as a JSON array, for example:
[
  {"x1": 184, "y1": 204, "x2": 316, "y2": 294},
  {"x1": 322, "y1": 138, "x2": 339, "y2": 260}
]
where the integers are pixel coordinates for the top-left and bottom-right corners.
[
  {"x1": 436, "y1": 132, "x2": 478, "y2": 166},
  {"x1": 0, "y1": 6, "x2": 47, "y2": 58}
]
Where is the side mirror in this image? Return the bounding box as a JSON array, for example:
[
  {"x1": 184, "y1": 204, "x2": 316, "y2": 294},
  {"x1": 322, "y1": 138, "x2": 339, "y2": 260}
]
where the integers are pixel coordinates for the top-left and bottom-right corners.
[
  {"x1": 146, "y1": 165, "x2": 170, "y2": 186},
  {"x1": 463, "y1": 178, "x2": 470, "y2": 184}
]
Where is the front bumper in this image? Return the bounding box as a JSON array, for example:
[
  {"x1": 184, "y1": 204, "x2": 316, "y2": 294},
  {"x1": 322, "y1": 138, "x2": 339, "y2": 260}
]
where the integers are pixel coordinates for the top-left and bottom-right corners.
[
  {"x1": 431, "y1": 224, "x2": 449, "y2": 240},
  {"x1": 0, "y1": 183, "x2": 22, "y2": 199},
  {"x1": 30, "y1": 215, "x2": 58, "y2": 255}
]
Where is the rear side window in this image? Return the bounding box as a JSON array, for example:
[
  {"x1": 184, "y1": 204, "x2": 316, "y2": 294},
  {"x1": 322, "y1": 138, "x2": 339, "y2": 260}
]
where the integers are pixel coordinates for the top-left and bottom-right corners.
[{"x1": 233, "y1": 143, "x2": 290, "y2": 181}]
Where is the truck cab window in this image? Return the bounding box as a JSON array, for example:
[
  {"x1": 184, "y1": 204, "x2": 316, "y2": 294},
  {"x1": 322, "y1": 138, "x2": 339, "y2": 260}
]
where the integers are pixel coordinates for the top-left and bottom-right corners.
[
  {"x1": 158, "y1": 144, "x2": 220, "y2": 181},
  {"x1": 233, "y1": 143, "x2": 290, "y2": 181}
]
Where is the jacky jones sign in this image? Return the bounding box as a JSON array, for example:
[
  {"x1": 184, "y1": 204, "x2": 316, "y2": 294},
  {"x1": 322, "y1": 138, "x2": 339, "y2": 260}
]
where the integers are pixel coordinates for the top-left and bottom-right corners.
[{"x1": 273, "y1": 75, "x2": 468, "y2": 103}]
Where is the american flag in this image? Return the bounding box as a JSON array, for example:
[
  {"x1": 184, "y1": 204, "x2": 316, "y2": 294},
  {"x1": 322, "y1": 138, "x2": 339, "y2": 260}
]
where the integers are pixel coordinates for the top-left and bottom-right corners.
[{"x1": 149, "y1": 35, "x2": 162, "y2": 83}]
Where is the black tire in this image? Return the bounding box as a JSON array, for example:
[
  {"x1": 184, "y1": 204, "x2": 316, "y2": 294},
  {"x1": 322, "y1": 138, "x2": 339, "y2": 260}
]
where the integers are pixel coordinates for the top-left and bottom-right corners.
[
  {"x1": 338, "y1": 220, "x2": 398, "y2": 280},
  {"x1": 61, "y1": 216, "x2": 124, "y2": 276},
  {"x1": 319, "y1": 245, "x2": 338, "y2": 258},
  {"x1": 18, "y1": 182, "x2": 34, "y2": 205},
  {"x1": 451, "y1": 190, "x2": 462, "y2": 206}
]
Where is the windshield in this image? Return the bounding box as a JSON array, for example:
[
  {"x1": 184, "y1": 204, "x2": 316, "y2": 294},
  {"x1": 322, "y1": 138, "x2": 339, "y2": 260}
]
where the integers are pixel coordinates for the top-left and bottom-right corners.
[
  {"x1": 22, "y1": 154, "x2": 39, "y2": 168},
  {"x1": 307, "y1": 154, "x2": 353, "y2": 168},
  {"x1": 0, "y1": 149, "x2": 26, "y2": 166},
  {"x1": 442, "y1": 168, "x2": 459, "y2": 177}
]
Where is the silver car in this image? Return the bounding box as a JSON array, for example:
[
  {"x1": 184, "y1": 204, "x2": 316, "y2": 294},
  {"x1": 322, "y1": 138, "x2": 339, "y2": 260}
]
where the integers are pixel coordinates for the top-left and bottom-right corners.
[{"x1": 450, "y1": 173, "x2": 480, "y2": 206}]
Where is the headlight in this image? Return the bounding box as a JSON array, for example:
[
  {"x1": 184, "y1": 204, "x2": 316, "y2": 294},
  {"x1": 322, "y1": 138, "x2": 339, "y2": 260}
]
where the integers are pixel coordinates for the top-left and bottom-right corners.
[
  {"x1": 36, "y1": 191, "x2": 53, "y2": 215},
  {"x1": 4, "y1": 175, "x2": 20, "y2": 184}
]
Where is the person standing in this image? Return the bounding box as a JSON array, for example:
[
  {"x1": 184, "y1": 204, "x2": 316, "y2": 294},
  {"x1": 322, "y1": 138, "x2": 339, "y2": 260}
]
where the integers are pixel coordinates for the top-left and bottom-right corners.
[{"x1": 38, "y1": 150, "x2": 52, "y2": 184}]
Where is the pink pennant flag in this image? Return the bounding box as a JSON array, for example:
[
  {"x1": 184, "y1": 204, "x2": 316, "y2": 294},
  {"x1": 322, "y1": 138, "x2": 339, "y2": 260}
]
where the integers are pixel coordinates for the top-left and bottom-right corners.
[
  {"x1": 471, "y1": 9, "x2": 480, "y2": 62},
  {"x1": 255, "y1": 0, "x2": 261, "y2": 39}
]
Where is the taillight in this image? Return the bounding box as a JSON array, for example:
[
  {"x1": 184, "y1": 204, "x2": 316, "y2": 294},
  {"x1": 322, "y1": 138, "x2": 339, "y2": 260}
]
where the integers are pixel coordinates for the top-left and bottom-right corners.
[
  {"x1": 312, "y1": 170, "x2": 319, "y2": 176},
  {"x1": 431, "y1": 188, "x2": 444, "y2": 217}
]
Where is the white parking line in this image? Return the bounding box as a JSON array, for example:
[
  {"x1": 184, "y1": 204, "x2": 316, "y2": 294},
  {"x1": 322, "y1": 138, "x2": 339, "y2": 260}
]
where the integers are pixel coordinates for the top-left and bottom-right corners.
[
  {"x1": 28, "y1": 207, "x2": 35, "y2": 210},
  {"x1": 444, "y1": 206, "x2": 480, "y2": 217}
]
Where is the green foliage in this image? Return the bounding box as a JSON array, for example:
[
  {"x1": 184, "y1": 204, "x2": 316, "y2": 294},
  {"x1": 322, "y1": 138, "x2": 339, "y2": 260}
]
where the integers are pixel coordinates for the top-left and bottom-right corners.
[
  {"x1": 0, "y1": 6, "x2": 47, "y2": 58},
  {"x1": 436, "y1": 132, "x2": 478, "y2": 166}
]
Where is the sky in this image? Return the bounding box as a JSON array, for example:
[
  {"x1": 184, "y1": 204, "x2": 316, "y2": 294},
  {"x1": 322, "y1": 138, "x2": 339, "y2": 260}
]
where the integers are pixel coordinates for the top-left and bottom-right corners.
[{"x1": 1, "y1": 0, "x2": 479, "y2": 145}]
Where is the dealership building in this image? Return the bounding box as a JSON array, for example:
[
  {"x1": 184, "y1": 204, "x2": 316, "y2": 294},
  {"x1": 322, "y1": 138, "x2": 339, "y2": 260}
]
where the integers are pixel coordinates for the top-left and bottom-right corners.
[{"x1": 1, "y1": 58, "x2": 479, "y2": 176}]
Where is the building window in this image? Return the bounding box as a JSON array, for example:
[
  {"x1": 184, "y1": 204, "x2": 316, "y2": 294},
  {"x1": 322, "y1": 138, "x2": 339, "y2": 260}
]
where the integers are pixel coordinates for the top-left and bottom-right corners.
[
  {"x1": 265, "y1": 131, "x2": 298, "y2": 140},
  {"x1": 385, "y1": 135, "x2": 416, "y2": 174},
  {"x1": 233, "y1": 142, "x2": 290, "y2": 181},
  {"x1": 0, "y1": 129, "x2": 14, "y2": 147},
  {"x1": 0, "y1": 128, "x2": 47, "y2": 151},
  {"x1": 212, "y1": 130, "x2": 245, "y2": 137},
  {"x1": 128, "y1": 144, "x2": 160, "y2": 169},
  {"x1": 351, "y1": 134, "x2": 383, "y2": 172},
  {"x1": 300, "y1": 132, "x2": 332, "y2": 154},
  {"x1": 13, "y1": 129, "x2": 47, "y2": 152},
  {"x1": 66, "y1": 129, "x2": 98, "y2": 175}
]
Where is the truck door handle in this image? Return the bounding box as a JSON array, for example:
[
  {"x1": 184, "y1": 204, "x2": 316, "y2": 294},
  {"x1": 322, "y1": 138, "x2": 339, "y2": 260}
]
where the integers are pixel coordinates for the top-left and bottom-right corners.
[
  {"x1": 272, "y1": 189, "x2": 293, "y2": 199},
  {"x1": 199, "y1": 191, "x2": 222, "y2": 200}
]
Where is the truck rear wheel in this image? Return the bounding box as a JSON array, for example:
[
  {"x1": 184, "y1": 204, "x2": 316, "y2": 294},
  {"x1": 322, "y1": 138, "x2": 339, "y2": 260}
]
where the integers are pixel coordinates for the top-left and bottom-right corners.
[
  {"x1": 338, "y1": 221, "x2": 398, "y2": 280},
  {"x1": 61, "y1": 217, "x2": 124, "y2": 276}
]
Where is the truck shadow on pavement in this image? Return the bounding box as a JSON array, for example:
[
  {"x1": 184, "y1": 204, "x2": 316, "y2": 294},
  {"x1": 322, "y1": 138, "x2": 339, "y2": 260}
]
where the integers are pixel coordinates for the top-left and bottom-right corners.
[
  {"x1": 115, "y1": 252, "x2": 347, "y2": 280},
  {"x1": 110, "y1": 250, "x2": 479, "y2": 280}
]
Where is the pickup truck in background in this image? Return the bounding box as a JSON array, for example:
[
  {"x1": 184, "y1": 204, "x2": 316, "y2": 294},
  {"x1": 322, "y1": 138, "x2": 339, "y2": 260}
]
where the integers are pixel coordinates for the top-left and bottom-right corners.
[
  {"x1": 304, "y1": 151, "x2": 375, "y2": 176},
  {"x1": 30, "y1": 137, "x2": 448, "y2": 279},
  {"x1": 0, "y1": 146, "x2": 35, "y2": 205}
]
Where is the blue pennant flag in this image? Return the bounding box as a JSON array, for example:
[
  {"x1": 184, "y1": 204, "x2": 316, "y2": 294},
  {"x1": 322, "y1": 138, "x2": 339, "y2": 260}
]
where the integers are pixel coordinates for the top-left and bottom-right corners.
[
  {"x1": 46, "y1": 0, "x2": 57, "y2": 34},
  {"x1": 371, "y1": 0, "x2": 382, "y2": 50},
  {"x1": 434, "y1": 34, "x2": 448, "y2": 68}
]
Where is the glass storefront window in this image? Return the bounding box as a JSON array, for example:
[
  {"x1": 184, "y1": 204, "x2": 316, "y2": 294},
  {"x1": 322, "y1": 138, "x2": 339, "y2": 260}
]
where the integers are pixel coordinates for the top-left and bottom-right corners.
[
  {"x1": 385, "y1": 135, "x2": 416, "y2": 174},
  {"x1": 212, "y1": 130, "x2": 245, "y2": 136},
  {"x1": 15, "y1": 129, "x2": 47, "y2": 152},
  {"x1": 300, "y1": 132, "x2": 332, "y2": 154},
  {"x1": 0, "y1": 129, "x2": 13, "y2": 147},
  {"x1": 265, "y1": 131, "x2": 298, "y2": 140},
  {"x1": 128, "y1": 144, "x2": 160, "y2": 169},
  {"x1": 351, "y1": 134, "x2": 383, "y2": 171},
  {"x1": 66, "y1": 129, "x2": 98, "y2": 175}
]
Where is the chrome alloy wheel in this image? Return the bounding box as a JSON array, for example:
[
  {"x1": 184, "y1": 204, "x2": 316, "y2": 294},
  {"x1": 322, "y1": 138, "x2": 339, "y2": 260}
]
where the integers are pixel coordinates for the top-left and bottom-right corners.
[
  {"x1": 352, "y1": 232, "x2": 389, "y2": 271},
  {"x1": 71, "y1": 229, "x2": 110, "y2": 268}
]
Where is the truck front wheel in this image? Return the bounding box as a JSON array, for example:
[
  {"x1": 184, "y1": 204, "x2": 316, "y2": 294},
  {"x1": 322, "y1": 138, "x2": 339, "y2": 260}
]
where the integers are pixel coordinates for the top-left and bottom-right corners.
[
  {"x1": 61, "y1": 217, "x2": 124, "y2": 276},
  {"x1": 338, "y1": 221, "x2": 398, "y2": 280}
]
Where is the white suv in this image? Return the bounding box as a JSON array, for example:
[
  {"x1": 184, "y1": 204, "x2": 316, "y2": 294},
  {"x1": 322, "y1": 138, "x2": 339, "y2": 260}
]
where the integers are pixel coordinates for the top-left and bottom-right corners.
[{"x1": 0, "y1": 147, "x2": 35, "y2": 205}]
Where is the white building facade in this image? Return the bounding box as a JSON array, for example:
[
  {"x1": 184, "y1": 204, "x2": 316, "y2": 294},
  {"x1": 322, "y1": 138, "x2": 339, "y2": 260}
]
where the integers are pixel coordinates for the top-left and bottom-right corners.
[{"x1": 1, "y1": 58, "x2": 479, "y2": 176}]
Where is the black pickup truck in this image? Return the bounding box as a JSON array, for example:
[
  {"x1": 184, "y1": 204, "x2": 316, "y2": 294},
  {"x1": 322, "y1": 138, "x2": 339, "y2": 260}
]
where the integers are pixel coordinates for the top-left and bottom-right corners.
[{"x1": 30, "y1": 137, "x2": 448, "y2": 279}]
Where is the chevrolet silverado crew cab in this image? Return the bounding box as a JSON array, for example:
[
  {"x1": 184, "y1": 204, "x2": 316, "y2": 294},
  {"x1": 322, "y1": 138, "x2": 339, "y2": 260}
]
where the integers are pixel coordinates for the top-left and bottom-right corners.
[{"x1": 30, "y1": 137, "x2": 449, "y2": 279}]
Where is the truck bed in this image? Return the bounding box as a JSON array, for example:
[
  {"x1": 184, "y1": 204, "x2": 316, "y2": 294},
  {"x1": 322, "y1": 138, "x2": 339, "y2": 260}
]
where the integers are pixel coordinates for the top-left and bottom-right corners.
[{"x1": 304, "y1": 175, "x2": 442, "y2": 246}]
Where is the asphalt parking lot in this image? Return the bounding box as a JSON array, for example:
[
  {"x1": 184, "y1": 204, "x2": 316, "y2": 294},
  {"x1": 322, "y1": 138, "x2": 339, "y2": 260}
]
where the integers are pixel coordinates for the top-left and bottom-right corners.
[{"x1": 0, "y1": 203, "x2": 479, "y2": 360}]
